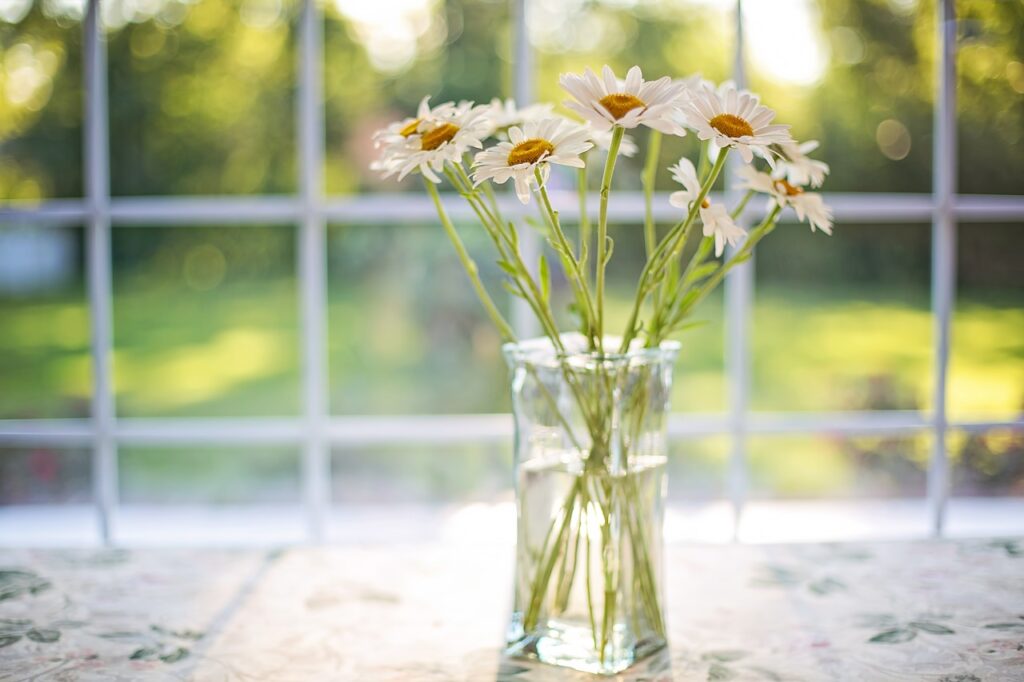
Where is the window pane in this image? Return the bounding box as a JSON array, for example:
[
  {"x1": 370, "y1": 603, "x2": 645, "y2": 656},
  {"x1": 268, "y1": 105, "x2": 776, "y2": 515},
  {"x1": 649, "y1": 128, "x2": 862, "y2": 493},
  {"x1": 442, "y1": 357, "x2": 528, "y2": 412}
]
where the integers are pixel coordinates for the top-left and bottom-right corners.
[
  {"x1": 120, "y1": 446, "x2": 300, "y2": 504},
  {"x1": 747, "y1": 0, "x2": 934, "y2": 192},
  {"x1": 0, "y1": 225, "x2": 90, "y2": 419},
  {"x1": 949, "y1": 223, "x2": 1024, "y2": 421},
  {"x1": 748, "y1": 434, "x2": 929, "y2": 499},
  {"x1": 118, "y1": 445, "x2": 302, "y2": 544},
  {"x1": 752, "y1": 222, "x2": 932, "y2": 412},
  {"x1": 0, "y1": 446, "x2": 91, "y2": 504},
  {"x1": 0, "y1": 446, "x2": 94, "y2": 545},
  {"x1": 106, "y1": 0, "x2": 298, "y2": 196},
  {"x1": 327, "y1": 222, "x2": 510, "y2": 414},
  {"x1": 324, "y1": 0, "x2": 509, "y2": 195},
  {"x1": 330, "y1": 442, "x2": 512, "y2": 542},
  {"x1": 957, "y1": 0, "x2": 1024, "y2": 195},
  {"x1": 113, "y1": 225, "x2": 300, "y2": 417},
  {"x1": 950, "y1": 428, "x2": 1024, "y2": 498},
  {"x1": 0, "y1": 1, "x2": 83, "y2": 200},
  {"x1": 740, "y1": 434, "x2": 930, "y2": 541},
  {"x1": 668, "y1": 436, "x2": 729, "y2": 501}
]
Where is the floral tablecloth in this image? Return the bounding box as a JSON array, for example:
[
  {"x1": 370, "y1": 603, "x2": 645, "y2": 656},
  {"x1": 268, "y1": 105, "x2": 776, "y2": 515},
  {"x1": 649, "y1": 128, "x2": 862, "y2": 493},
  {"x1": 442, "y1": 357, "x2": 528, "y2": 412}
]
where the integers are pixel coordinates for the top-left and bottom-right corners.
[{"x1": 1, "y1": 539, "x2": 1022, "y2": 681}]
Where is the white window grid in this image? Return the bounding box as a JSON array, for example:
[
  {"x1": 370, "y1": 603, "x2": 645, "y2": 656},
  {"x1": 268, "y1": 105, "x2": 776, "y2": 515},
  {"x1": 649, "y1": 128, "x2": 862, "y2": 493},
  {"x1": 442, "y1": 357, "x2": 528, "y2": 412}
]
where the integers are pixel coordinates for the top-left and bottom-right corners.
[{"x1": 0, "y1": 0, "x2": 1022, "y2": 544}]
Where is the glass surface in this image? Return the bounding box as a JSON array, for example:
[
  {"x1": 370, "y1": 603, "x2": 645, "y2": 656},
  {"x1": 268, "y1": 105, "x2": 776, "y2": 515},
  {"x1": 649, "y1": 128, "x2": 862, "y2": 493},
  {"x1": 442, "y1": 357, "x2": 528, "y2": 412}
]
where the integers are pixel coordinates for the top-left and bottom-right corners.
[
  {"x1": 667, "y1": 436, "x2": 729, "y2": 501},
  {"x1": 747, "y1": 434, "x2": 929, "y2": 499},
  {"x1": 957, "y1": 0, "x2": 1024, "y2": 195},
  {"x1": 746, "y1": 0, "x2": 934, "y2": 192},
  {"x1": 0, "y1": 447, "x2": 91, "y2": 504},
  {"x1": 324, "y1": 0, "x2": 509, "y2": 195},
  {"x1": 106, "y1": 0, "x2": 298, "y2": 195},
  {"x1": 327, "y1": 222, "x2": 510, "y2": 414},
  {"x1": 950, "y1": 428, "x2": 1024, "y2": 498},
  {"x1": 0, "y1": 225, "x2": 90, "y2": 419},
  {"x1": 119, "y1": 446, "x2": 300, "y2": 504},
  {"x1": 112, "y1": 225, "x2": 300, "y2": 417},
  {"x1": 752, "y1": 222, "x2": 933, "y2": 412},
  {"x1": 0, "y1": 0, "x2": 83, "y2": 200},
  {"x1": 332, "y1": 442, "x2": 512, "y2": 505},
  {"x1": 949, "y1": 223, "x2": 1024, "y2": 421}
]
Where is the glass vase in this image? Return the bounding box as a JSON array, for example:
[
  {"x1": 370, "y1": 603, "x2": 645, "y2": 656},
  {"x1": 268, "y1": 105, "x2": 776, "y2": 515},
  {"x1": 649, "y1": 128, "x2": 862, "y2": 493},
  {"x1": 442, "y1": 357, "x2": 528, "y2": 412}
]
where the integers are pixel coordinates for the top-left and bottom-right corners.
[{"x1": 503, "y1": 334, "x2": 678, "y2": 675}]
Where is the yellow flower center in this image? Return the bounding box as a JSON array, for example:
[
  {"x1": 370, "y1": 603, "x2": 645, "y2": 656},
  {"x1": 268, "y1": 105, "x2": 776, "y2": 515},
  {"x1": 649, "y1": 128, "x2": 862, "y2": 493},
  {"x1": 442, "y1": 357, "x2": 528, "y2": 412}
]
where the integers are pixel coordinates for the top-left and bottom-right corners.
[
  {"x1": 701, "y1": 198, "x2": 710, "y2": 209},
  {"x1": 598, "y1": 93, "x2": 645, "y2": 120},
  {"x1": 420, "y1": 123, "x2": 459, "y2": 151},
  {"x1": 709, "y1": 113, "x2": 754, "y2": 138},
  {"x1": 399, "y1": 119, "x2": 421, "y2": 137},
  {"x1": 507, "y1": 138, "x2": 555, "y2": 166},
  {"x1": 774, "y1": 179, "x2": 803, "y2": 196}
]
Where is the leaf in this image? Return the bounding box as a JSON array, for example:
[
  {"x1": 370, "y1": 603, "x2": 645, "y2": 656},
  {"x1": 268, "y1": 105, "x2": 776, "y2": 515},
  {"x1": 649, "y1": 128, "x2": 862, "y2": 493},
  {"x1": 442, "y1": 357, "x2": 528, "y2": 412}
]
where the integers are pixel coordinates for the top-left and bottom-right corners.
[
  {"x1": 0, "y1": 570, "x2": 51, "y2": 601},
  {"x1": 983, "y1": 622, "x2": 1024, "y2": 630},
  {"x1": 910, "y1": 621, "x2": 954, "y2": 635},
  {"x1": 808, "y1": 577, "x2": 846, "y2": 595},
  {"x1": 869, "y1": 628, "x2": 916, "y2": 644},
  {"x1": 0, "y1": 635, "x2": 21, "y2": 648},
  {"x1": 748, "y1": 667, "x2": 783, "y2": 681},
  {"x1": 159, "y1": 647, "x2": 189, "y2": 664},
  {"x1": 497, "y1": 260, "x2": 518, "y2": 277},
  {"x1": 702, "y1": 650, "x2": 746, "y2": 662},
  {"x1": 501, "y1": 281, "x2": 525, "y2": 299},
  {"x1": 603, "y1": 235, "x2": 615, "y2": 264},
  {"x1": 685, "y1": 262, "x2": 718, "y2": 283},
  {"x1": 707, "y1": 663, "x2": 737, "y2": 681},
  {"x1": 538, "y1": 254, "x2": 550, "y2": 303},
  {"x1": 26, "y1": 628, "x2": 60, "y2": 643},
  {"x1": 130, "y1": 647, "x2": 158, "y2": 660}
]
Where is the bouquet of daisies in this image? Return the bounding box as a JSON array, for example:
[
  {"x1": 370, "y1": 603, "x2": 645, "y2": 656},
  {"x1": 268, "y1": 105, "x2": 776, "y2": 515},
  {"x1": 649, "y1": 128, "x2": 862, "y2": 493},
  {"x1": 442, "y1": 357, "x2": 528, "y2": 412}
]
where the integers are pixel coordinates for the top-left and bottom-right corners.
[{"x1": 371, "y1": 65, "x2": 831, "y2": 672}]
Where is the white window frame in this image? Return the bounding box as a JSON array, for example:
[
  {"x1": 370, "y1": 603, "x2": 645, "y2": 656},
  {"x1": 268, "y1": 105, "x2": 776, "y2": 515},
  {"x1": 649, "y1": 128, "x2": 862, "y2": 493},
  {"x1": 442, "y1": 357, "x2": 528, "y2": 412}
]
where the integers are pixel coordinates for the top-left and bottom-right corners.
[{"x1": 1, "y1": 0, "x2": 1022, "y2": 543}]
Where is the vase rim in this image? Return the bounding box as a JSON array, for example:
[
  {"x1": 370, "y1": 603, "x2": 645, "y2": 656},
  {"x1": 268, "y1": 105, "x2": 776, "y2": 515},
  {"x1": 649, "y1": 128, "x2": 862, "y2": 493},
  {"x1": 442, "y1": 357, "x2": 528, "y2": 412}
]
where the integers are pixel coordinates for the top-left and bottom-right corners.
[{"x1": 502, "y1": 332, "x2": 681, "y2": 367}]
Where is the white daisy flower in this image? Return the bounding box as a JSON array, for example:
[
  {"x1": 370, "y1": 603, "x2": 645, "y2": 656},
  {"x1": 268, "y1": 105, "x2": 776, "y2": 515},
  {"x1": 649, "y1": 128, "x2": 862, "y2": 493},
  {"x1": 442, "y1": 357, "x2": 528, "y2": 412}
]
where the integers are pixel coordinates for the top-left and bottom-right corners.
[
  {"x1": 481, "y1": 98, "x2": 554, "y2": 139},
  {"x1": 774, "y1": 139, "x2": 830, "y2": 188},
  {"x1": 472, "y1": 118, "x2": 594, "y2": 204},
  {"x1": 559, "y1": 65, "x2": 689, "y2": 136},
  {"x1": 372, "y1": 98, "x2": 490, "y2": 184},
  {"x1": 734, "y1": 165, "x2": 834, "y2": 235},
  {"x1": 683, "y1": 83, "x2": 792, "y2": 164},
  {"x1": 668, "y1": 156, "x2": 746, "y2": 257},
  {"x1": 587, "y1": 124, "x2": 638, "y2": 158}
]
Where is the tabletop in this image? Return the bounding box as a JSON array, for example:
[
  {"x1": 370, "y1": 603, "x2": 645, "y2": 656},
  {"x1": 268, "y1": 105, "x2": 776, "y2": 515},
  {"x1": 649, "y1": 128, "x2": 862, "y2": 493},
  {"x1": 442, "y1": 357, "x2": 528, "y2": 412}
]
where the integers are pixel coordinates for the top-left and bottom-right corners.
[{"x1": 1, "y1": 538, "x2": 1022, "y2": 681}]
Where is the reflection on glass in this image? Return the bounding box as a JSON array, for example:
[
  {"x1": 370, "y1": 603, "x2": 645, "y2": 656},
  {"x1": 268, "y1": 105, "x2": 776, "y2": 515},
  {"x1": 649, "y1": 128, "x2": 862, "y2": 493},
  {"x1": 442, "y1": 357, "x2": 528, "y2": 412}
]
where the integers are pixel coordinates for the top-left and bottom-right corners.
[
  {"x1": 748, "y1": 433, "x2": 929, "y2": 499},
  {"x1": 746, "y1": 0, "x2": 934, "y2": 192},
  {"x1": 0, "y1": 447, "x2": 91, "y2": 504},
  {"x1": 950, "y1": 223, "x2": 1024, "y2": 421},
  {"x1": 113, "y1": 225, "x2": 300, "y2": 417},
  {"x1": 327, "y1": 223, "x2": 510, "y2": 414},
  {"x1": 120, "y1": 446, "x2": 300, "y2": 504},
  {"x1": 753, "y1": 222, "x2": 933, "y2": 412},
  {"x1": 0, "y1": 1, "x2": 83, "y2": 200},
  {"x1": 957, "y1": 1, "x2": 1024, "y2": 195},
  {"x1": 0, "y1": 225, "x2": 90, "y2": 419},
  {"x1": 331, "y1": 443, "x2": 512, "y2": 505},
  {"x1": 950, "y1": 428, "x2": 1024, "y2": 498},
  {"x1": 107, "y1": 0, "x2": 298, "y2": 195}
]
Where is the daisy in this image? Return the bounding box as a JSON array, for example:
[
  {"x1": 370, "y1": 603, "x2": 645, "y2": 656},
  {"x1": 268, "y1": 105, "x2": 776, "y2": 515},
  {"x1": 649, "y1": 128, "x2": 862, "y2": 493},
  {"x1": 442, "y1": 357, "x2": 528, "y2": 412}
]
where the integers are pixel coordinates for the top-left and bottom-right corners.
[
  {"x1": 774, "y1": 139, "x2": 830, "y2": 188},
  {"x1": 683, "y1": 82, "x2": 792, "y2": 164},
  {"x1": 372, "y1": 98, "x2": 490, "y2": 183},
  {"x1": 481, "y1": 98, "x2": 554, "y2": 139},
  {"x1": 559, "y1": 65, "x2": 689, "y2": 135},
  {"x1": 734, "y1": 165, "x2": 833, "y2": 235},
  {"x1": 472, "y1": 118, "x2": 593, "y2": 203},
  {"x1": 668, "y1": 156, "x2": 746, "y2": 256}
]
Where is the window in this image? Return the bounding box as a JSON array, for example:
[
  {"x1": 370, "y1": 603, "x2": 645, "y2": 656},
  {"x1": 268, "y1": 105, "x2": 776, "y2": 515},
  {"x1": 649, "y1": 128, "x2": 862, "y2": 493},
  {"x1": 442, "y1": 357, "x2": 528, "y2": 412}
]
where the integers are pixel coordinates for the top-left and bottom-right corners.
[{"x1": 1, "y1": 0, "x2": 1021, "y2": 544}]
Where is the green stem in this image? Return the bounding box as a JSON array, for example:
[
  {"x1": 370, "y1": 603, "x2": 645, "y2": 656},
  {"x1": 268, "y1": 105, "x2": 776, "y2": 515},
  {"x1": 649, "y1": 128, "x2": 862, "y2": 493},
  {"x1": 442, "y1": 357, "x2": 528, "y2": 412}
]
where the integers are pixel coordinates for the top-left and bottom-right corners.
[
  {"x1": 730, "y1": 189, "x2": 755, "y2": 220},
  {"x1": 596, "y1": 126, "x2": 624, "y2": 352},
  {"x1": 424, "y1": 179, "x2": 515, "y2": 343},
  {"x1": 617, "y1": 149, "x2": 730, "y2": 353},
  {"x1": 577, "y1": 162, "x2": 591, "y2": 288}
]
